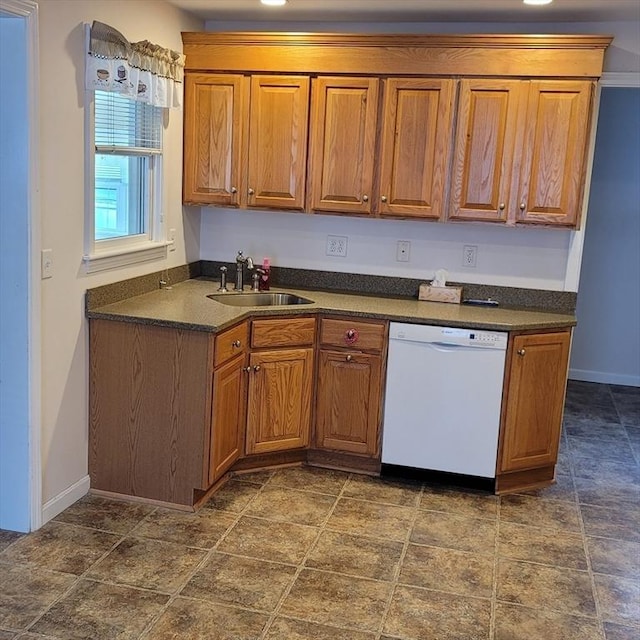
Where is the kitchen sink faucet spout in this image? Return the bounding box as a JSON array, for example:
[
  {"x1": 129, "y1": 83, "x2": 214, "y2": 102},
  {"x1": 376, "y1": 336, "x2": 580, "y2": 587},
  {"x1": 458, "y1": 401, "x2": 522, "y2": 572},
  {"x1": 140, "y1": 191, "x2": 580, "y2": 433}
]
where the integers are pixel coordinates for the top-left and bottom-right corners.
[{"x1": 235, "y1": 250, "x2": 254, "y2": 291}]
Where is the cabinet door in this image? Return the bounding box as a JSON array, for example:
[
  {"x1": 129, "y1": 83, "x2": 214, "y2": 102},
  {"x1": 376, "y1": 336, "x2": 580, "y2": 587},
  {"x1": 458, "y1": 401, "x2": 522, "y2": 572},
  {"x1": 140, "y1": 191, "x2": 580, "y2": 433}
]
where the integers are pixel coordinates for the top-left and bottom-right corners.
[
  {"x1": 515, "y1": 81, "x2": 593, "y2": 227},
  {"x1": 309, "y1": 76, "x2": 379, "y2": 214},
  {"x1": 209, "y1": 353, "x2": 246, "y2": 484},
  {"x1": 449, "y1": 79, "x2": 523, "y2": 222},
  {"x1": 499, "y1": 331, "x2": 571, "y2": 473},
  {"x1": 247, "y1": 75, "x2": 310, "y2": 210},
  {"x1": 246, "y1": 348, "x2": 313, "y2": 454},
  {"x1": 378, "y1": 78, "x2": 455, "y2": 219},
  {"x1": 315, "y1": 350, "x2": 382, "y2": 456},
  {"x1": 183, "y1": 74, "x2": 246, "y2": 206}
]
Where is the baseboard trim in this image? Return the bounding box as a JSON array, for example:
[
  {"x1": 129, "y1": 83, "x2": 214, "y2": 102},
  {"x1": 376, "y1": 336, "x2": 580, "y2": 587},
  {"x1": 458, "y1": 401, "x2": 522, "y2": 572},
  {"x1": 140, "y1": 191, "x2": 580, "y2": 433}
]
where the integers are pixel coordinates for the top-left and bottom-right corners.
[
  {"x1": 569, "y1": 368, "x2": 640, "y2": 388},
  {"x1": 41, "y1": 474, "x2": 90, "y2": 525}
]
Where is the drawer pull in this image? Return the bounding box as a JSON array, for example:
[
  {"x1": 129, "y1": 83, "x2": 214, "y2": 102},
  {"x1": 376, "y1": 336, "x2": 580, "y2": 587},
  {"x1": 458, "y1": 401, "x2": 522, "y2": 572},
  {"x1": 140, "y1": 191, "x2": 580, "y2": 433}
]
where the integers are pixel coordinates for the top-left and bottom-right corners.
[
  {"x1": 344, "y1": 328, "x2": 359, "y2": 345},
  {"x1": 346, "y1": 354, "x2": 353, "y2": 362},
  {"x1": 517, "y1": 348, "x2": 526, "y2": 356},
  {"x1": 232, "y1": 340, "x2": 242, "y2": 348},
  {"x1": 253, "y1": 364, "x2": 261, "y2": 372}
]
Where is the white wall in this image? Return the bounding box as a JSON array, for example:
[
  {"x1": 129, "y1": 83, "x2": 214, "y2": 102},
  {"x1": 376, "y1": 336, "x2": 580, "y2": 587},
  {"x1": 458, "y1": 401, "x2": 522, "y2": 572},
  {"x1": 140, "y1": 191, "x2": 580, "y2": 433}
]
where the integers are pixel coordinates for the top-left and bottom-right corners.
[
  {"x1": 36, "y1": 0, "x2": 202, "y2": 519},
  {"x1": 0, "y1": 14, "x2": 30, "y2": 532},
  {"x1": 199, "y1": 19, "x2": 639, "y2": 292},
  {"x1": 570, "y1": 88, "x2": 640, "y2": 387}
]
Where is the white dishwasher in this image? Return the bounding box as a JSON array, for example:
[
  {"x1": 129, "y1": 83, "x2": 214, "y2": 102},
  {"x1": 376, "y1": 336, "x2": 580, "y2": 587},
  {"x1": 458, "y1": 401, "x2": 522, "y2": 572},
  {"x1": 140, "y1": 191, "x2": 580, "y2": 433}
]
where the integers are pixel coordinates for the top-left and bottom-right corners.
[{"x1": 382, "y1": 322, "x2": 508, "y2": 478}]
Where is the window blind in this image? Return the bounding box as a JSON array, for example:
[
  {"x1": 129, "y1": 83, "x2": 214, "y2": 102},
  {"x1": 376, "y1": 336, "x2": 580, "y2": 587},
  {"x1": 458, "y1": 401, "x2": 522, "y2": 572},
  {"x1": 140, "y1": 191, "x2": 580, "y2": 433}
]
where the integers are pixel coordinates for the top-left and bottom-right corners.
[{"x1": 95, "y1": 90, "x2": 162, "y2": 152}]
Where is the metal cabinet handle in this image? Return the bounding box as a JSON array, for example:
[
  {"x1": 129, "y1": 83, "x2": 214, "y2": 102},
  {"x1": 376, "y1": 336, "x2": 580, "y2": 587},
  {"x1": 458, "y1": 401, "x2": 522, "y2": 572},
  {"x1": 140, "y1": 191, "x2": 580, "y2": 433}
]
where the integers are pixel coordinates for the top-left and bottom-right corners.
[
  {"x1": 362, "y1": 195, "x2": 369, "y2": 202},
  {"x1": 517, "y1": 348, "x2": 526, "y2": 356},
  {"x1": 519, "y1": 202, "x2": 526, "y2": 211},
  {"x1": 253, "y1": 364, "x2": 261, "y2": 372},
  {"x1": 232, "y1": 340, "x2": 241, "y2": 348},
  {"x1": 381, "y1": 195, "x2": 388, "y2": 203},
  {"x1": 248, "y1": 188, "x2": 255, "y2": 196},
  {"x1": 346, "y1": 354, "x2": 353, "y2": 362},
  {"x1": 231, "y1": 186, "x2": 238, "y2": 194},
  {"x1": 242, "y1": 366, "x2": 251, "y2": 373},
  {"x1": 499, "y1": 202, "x2": 505, "y2": 211}
]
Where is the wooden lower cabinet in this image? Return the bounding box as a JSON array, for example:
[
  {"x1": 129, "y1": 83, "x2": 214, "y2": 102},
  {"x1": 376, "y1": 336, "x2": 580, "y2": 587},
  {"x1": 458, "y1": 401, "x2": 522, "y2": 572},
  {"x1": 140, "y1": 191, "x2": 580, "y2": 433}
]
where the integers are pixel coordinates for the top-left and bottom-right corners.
[
  {"x1": 245, "y1": 347, "x2": 314, "y2": 454},
  {"x1": 315, "y1": 350, "x2": 382, "y2": 456},
  {"x1": 496, "y1": 330, "x2": 571, "y2": 492}
]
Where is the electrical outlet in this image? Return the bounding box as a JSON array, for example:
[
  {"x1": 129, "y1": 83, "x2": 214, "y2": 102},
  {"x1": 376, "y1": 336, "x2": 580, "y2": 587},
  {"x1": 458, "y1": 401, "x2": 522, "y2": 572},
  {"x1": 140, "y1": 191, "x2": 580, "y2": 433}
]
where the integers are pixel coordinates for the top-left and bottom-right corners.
[
  {"x1": 326, "y1": 235, "x2": 348, "y2": 257},
  {"x1": 41, "y1": 249, "x2": 53, "y2": 279},
  {"x1": 462, "y1": 244, "x2": 478, "y2": 268},
  {"x1": 396, "y1": 240, "x2": 411, "y2": 262}
]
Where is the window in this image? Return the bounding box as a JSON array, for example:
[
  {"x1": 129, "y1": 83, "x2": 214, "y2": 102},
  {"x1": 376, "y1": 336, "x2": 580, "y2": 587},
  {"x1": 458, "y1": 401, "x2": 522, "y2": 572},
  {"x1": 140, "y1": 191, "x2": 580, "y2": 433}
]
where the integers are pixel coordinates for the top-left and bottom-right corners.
[{"x1": 85, "y1": 90, "x2": 166, "y2": 271}]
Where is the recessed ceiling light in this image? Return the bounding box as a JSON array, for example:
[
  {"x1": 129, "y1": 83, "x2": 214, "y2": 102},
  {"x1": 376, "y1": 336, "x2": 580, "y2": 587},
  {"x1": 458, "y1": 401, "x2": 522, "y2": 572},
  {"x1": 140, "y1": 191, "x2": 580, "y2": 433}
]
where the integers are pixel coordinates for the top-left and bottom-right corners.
[
  {"x1": 261, "y1": 0, "x2": 288, "y2": 6},
  {"x1": 523, "y1": 0, "x2": 553, "y2": 5}
]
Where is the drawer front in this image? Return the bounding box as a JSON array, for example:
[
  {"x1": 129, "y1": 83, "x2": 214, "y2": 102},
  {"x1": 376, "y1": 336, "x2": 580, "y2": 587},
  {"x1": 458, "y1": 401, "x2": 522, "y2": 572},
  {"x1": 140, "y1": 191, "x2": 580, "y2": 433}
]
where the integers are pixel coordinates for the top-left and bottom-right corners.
[
  {"x1": 214, "y1": 322, "x2": 248, "y2": 368},
  {"x1": 320, "y1": 318, "x2": 386, "y2": 352},
  {"x1": 252, "y1": 317, "x2": 316, "y2": 349}
]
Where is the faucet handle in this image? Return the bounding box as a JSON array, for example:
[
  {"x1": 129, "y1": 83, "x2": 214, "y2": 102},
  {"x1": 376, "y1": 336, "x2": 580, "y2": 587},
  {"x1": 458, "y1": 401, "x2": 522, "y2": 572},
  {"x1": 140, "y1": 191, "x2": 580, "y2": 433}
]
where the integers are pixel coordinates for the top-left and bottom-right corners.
[{"x1": 218, "y1": 265, "x2": 228, "y2": 292}]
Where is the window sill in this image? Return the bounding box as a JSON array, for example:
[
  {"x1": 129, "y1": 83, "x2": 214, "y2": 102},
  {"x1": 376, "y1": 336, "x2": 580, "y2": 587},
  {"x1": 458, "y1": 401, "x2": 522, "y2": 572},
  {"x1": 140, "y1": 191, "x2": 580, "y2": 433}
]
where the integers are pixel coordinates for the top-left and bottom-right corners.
[{"x1": 83, "y1": 241, "x2": 171, "y2": 274}]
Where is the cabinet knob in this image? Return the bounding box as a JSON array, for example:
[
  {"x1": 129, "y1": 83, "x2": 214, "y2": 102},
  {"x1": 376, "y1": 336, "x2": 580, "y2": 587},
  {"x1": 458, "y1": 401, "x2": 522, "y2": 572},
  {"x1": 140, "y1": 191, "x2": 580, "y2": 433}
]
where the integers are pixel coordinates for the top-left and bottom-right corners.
[
  {"x1": 248, "y1": 188, "x2": 255, "y2": 196},
  {"x1": 381, "y1": 195, "x2": 388, "y2": 203},
  {"x1": 362, "y1": 195, "x2": 369, "y2": 202},
  {"x1": 517, "y1": 348, "x2": 526, "y2": 356},
  {"x1": 230, "y1": 187, "x2": 238, "y2": 194},
  {"x1": 499, "y1": 202, "x2": 505, "y2": 211},
  {"x1": 519, "y1": 202, "x2": 526, "y2": 211},
  {"x1": 346, "y1": 354, "x2": 353, "y2": 362},
  {"x1": 253, "y1": 364, "x2": 261, "y2": 372},
  {"x1": 242, "y1": 366, "x2": 251, "y2": 373},
  {"x1": 232, "y1": 340, "x2": 241, "y2": 348},
  {"x1": 344, "y1": 328, "x2": 359, "y2": 345}
]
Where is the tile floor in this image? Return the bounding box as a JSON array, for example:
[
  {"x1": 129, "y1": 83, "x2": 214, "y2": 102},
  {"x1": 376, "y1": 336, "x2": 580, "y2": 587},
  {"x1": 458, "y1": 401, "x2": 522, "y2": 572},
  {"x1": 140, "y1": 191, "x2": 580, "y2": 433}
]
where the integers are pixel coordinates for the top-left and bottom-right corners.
[{"x1": 0, "y1": 381, "x2": 638, "y2": 639}]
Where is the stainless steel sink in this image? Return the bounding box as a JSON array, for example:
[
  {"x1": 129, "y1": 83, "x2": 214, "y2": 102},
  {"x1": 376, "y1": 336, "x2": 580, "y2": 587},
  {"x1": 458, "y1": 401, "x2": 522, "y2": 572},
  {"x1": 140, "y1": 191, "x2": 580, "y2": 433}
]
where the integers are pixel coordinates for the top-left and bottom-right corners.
[{"x1": 207, "y1": 292, "x2": 314, "y2": 307}]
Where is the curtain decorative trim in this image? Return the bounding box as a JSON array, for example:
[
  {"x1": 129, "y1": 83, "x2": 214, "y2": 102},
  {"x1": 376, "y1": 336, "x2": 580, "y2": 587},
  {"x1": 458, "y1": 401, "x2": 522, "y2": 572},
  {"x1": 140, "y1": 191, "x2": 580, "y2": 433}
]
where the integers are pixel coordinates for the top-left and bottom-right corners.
[{"x1": 86, "y1": 21, "x2": 185, "y2": 109}]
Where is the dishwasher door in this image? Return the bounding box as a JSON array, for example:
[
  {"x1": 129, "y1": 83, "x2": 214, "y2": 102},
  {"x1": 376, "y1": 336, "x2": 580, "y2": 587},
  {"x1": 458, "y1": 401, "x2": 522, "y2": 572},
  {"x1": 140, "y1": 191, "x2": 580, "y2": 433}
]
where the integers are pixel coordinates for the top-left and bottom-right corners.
[{"x1": 381, "y1": 323, "x2": 507, "y2": 478}]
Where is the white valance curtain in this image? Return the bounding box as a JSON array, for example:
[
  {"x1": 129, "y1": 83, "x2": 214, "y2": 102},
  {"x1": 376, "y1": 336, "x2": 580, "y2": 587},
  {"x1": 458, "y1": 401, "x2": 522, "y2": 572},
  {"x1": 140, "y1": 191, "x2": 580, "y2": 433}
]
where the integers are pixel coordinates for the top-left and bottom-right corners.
[{"x1": 85, "y1": 21, "x2": 185, "y2": 109}]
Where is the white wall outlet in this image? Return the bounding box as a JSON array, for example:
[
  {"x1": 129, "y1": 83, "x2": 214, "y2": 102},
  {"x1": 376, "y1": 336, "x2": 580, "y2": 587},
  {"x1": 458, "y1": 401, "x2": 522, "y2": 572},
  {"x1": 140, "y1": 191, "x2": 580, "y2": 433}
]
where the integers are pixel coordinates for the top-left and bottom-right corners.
[
  {"x1": 396, "y1": 240, "x2": 411, "y2": 262},
  {"x1": 168, "y1": 228, "x2": 176, "y2": 252},
  {"x1": 463, "y1": 244, "x2": 478, "y2": 268},
  {"x1": 326, "y1": 235, "x2": 348, "y2": 257},
  {"x1": 41, "y1": 249, "x2": 53, "y2": 279}
]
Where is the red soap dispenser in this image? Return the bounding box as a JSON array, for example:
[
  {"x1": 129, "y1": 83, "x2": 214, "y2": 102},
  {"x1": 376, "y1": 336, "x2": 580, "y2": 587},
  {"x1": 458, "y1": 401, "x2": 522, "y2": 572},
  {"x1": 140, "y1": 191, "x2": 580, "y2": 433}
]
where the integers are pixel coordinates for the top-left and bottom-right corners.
[{"x1": 259, "y1": 257, "x2": 271, "y2": 291}]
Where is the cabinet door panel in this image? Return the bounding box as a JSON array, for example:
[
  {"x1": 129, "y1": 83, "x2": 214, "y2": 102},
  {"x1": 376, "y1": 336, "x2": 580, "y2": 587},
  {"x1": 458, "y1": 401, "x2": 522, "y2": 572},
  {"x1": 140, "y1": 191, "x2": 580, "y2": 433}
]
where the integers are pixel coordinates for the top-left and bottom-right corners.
[
  {"x1": 499, "y1": 331, "x2": 571, "y2": 472},
  {"x1": 309, "y1": 77, "x2": 379, "y2": 214},
  {"x1": 247, "y1": 75, "x2": 310, "y2": 210},
  {"x1": 449, "y1": 79, "x2": 522, "y2": 222},
  {"x1": 516, "y1": 81, "x2": 592, "y2": 227},
  {"x1": 209, "y1": 354, "x2": 246, "y2": 484},
  {"x1": 246, "y1": 348, "x2": 313, "y2": 454},
  {"x1": 315, "y1": 350, "x2": 382, "y2": 456},
  {"x1": 379, "y1": 78, "x2": 455, "y2": 219},
  {"x1": 183, "y1": 74, "x2": 245, "y2": 206}
]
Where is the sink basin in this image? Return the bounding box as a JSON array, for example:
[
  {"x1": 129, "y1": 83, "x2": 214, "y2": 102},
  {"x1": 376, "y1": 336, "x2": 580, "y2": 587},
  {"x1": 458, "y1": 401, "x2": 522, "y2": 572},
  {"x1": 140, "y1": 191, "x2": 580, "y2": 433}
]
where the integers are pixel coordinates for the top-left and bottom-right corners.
[{"x1": 207, "y1": 292, "x2": 314, "y2": 307}]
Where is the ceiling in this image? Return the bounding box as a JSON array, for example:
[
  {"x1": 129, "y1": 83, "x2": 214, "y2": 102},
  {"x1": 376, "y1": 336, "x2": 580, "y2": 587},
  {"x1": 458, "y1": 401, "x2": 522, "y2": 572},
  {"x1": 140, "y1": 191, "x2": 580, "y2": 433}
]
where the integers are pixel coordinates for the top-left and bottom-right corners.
[{"x1": 167, "y1": 0, "x2": 640, "y2": 24}]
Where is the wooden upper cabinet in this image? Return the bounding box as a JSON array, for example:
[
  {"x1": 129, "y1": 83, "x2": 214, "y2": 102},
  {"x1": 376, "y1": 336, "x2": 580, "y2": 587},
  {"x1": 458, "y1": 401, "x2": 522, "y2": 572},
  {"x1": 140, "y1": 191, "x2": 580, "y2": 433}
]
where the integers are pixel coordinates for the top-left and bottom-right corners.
[
  {"x1": 499, "y1": 331, "x2": 571, "y2": 473},
  {"x1": 515, "y1": 81, "x2": 593, "y2": 227},
  {"x1": 183, "y1": 74, "x2": 246, "y2": 206},
  {"x1": 247, "y1": 75, "x2": 310, "y2": 210},
  {"x1": 309, "y1": 77, "x2": 379, "y2": 214},
  {"x1": 378, "y1": 78, "x2": 455, "y2": 219},
  {"x1": 449, "y1": 79, "x2": 523, "y2": 222}
]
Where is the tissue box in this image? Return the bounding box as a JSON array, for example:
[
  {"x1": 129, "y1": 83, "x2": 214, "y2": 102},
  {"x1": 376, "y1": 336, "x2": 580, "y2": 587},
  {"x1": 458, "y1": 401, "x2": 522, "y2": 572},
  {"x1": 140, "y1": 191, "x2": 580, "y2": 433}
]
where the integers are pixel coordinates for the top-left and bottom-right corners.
[{"x1": 418, "y1": 283, "x2": 463, "y2": 304}]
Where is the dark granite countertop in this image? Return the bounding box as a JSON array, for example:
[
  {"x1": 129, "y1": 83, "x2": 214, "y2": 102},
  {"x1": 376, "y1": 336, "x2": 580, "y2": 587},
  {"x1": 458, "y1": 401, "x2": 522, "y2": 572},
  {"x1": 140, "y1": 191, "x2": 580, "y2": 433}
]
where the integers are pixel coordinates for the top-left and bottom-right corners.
[{"x1": 87, "y1": 278, "x2": 576, "y2": 333}]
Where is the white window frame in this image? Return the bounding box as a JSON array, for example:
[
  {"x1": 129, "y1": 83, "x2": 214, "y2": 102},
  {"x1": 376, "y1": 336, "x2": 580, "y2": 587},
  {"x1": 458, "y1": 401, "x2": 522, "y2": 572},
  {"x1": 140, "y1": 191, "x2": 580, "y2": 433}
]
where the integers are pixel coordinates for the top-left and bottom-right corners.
[{"x1": 83, "y1": 25, "x2": 168, "y2": 273}]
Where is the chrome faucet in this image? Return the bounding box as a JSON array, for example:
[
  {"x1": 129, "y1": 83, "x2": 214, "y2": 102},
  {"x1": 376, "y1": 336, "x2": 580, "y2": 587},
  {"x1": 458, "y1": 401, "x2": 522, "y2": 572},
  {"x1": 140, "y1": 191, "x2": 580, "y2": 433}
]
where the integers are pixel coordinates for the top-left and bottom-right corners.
[{"x1": 234, "y1": 251, "x2": 254, "y2": 291}]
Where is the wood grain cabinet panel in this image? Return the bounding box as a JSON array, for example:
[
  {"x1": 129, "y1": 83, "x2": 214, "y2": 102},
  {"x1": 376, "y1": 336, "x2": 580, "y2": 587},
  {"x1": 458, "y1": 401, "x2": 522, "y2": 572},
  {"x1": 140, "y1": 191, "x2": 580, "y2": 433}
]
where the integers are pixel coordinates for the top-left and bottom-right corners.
[
  {"x1": 309, "y1": 76, "x2": 379, "y2": 214},
  {"x1": 245, "y1": 348, "x2": 314, "y2": 454},
  {"x1": 183, "y1": 74, "x2": 246, "y2": 206},
  {"x1": 515, "y1": 80, "x2": 593, "y2": 227},
  {"x1": 378, "y1": 78, "x2": 455, "y2": 219},
  {"x1": 498, "y1": 330, "x2": 571, "y2": 474},
  {"x1": 247, "y1": 75, "x2": 310, "y2": 210}
]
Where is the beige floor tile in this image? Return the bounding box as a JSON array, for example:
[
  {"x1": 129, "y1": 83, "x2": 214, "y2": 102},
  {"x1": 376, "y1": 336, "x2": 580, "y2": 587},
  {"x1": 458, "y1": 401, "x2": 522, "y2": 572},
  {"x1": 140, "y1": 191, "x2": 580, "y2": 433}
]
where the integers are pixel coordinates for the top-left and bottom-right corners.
[
  {"x1": 181, "y1": 552, "x2": 296, "y2": 612},
  {"x1": 53, "y1": 494, "x2": 155, "y2": 534},
  {"x1": 581, "y1": 504, "x2": 640, "y2": 542},
  {"x1": 265, "y1": 616, "x2": 376, "y2": 639},
  {"x1": 500, "y1": 494, "x2": 582, "y2": 532},
  {"x1": 279, "y1": 569, "x2": 391, "y2": 632},
  {"x1": 384, "y1": 584, "x2": 491, "y2": 640},
  {"x1": 494, "y1": 602, "x2": 602, "y2": 640},
  {"x1": 305, "y1": 530, "x2": 403, "y2": 581},
  {"x1": 269, "y1": 466, "x2": 349, "y2": 495},
  {"x1": 410, "y1": 509, "x2": 496, "y2": 554},
  {"x1": 217, "y1": 516, "x2": 318, "y2": 564},
  {"x1": 133, "y1": 508, "x2": 236, "y2": 549},
  {"x1": 85, "y1": 536, "x2": 206, "y2": 593},
  {"x1": 144, "y1": 597, "x2": 268, "y2": 640},
  {"x1": 497, "y1": 559, "x2": 596, "y2": 616},
  {"x1": 342, "y1": 475, "x2": 421, "y2": 506},
  {"x1": 498, "y1": 521, "x2": 587, "y2": 569},
  {"x1": 0, "y1": 561, "x2": 76, "y2": 631},
  {"x1": 0, "y1": 522, "x2": 119, "y2": 575},
  {"x1": 419, "y1": 485, "x2": 498, "y2": 519},
  {"x1": 326, "y1": 498, "x2": 415, "y2": 541},
  {"x1": 0, "y1": 632, "x2": 14, "y2": 640},
  {"x1": 203, "y1": 479, "x2": 263, "y2": 513},
  {"x1": 587, "y1": 537, "x2": 640, "y2": 579},
  {"x1": 233, "y1": 470, "x2": 275, "y2": 485},
  {"x1": 245, "y1": 485, "x2": 336, "y2": 526},
  {"x1": 0, "y1": 531, "x2": 23, "y2": 553},
  {"x1": 595, "y1": 574, "x2": 640, "y2": 627},
  {"x1": 30, "y1": 579, "x2": 168, "y2": 640},
  {"x1": 399, "y1": 543, "x2": 493, "y2": 597},
  {"x1": 518, "y1": 474, "x2": 577, "y2": 503}
]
